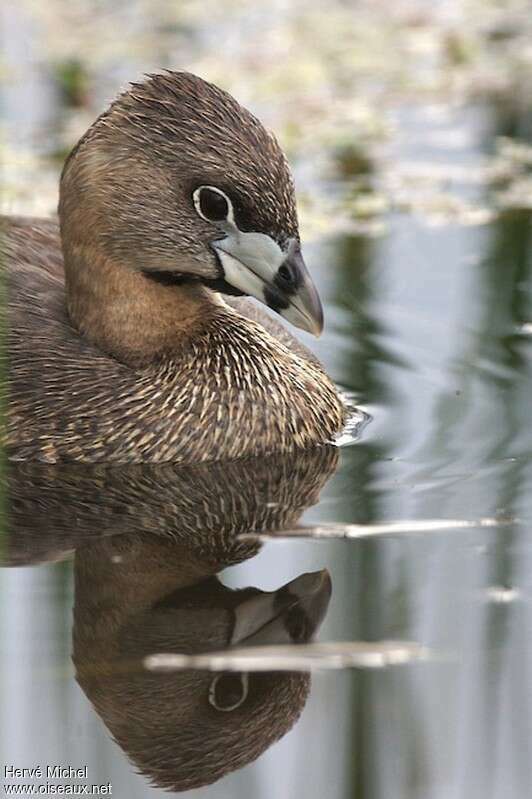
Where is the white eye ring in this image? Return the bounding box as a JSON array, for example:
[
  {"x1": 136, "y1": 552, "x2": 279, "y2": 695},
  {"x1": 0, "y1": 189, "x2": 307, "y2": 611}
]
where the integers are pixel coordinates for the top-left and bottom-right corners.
[
  {"x1": 208, "y1": 672, "x2": 249, "y2": 712},
  {"x1": 192, "y1": 185, "x2": 235, "y2": 225}
]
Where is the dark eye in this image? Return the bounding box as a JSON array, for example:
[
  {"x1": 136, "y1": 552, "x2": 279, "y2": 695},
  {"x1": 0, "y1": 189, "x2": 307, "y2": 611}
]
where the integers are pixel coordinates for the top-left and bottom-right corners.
[
  {"x1": 195, "y1": 186, "x2": 230, "y2": 222},
  {"x1": 208, "y1": 672, "x2": 249, "y2": 712}
]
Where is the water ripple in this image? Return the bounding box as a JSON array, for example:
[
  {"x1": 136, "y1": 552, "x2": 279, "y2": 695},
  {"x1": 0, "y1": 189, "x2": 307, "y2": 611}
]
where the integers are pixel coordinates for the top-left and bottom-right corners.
[
  {"x1": 243, "y1": 516, "x2": 516, "y2": 542},
  {"x1": 145, "y1": 640, "x2": 428, "y2": 673}
]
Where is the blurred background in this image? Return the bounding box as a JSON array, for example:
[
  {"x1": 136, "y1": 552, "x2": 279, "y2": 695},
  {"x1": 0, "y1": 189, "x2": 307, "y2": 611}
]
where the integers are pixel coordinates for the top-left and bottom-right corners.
[{"x1": 1, "y1": 1, "x2": 532, "y2": 798}]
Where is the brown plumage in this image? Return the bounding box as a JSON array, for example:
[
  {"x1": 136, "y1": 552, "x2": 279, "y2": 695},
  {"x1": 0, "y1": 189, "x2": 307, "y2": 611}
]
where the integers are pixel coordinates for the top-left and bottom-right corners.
[{"x1": 2, "y1": 71, "x2": 346, "y2": 464}]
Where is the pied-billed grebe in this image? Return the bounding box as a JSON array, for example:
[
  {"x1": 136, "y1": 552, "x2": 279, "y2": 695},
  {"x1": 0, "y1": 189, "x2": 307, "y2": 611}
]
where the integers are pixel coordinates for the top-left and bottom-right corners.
[{"x1": 2, "y1": 71, "x2": 346, "y2": 463}]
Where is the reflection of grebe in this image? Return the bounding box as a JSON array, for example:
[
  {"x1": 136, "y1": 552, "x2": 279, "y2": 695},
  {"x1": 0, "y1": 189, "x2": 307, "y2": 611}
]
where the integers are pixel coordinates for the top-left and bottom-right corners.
[
  {"x1": 5, "y1": 446, "x2": 339, "y2": 791},
  {"x1": 75, "y1": 533, "x2": 331, "y2": 792}
]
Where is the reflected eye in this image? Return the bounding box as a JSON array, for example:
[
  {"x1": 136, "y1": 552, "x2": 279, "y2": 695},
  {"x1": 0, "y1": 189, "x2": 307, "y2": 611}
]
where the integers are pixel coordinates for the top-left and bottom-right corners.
[
  {"x1": 193, "y1": 186, "x2": 231, "y2": 223},
  {"x1": 208, "y1": 672, "x2": 249, "y2": 712}
]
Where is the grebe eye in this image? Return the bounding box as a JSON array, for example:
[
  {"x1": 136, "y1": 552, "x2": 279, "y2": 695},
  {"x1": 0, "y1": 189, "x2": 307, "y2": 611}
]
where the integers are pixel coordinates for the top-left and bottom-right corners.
[
  {"x1": 193, "y1": 186, "x2": 231, "y2": 222},
  {"x1": 208, "y1": 672, "x2": 249, "y2": 712}
]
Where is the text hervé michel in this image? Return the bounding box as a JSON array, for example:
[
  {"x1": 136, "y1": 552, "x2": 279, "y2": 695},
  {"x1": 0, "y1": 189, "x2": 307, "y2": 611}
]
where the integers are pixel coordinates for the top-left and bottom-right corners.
[{"x1": 4, "y1": 767, "x2": 89, "y2": 780}]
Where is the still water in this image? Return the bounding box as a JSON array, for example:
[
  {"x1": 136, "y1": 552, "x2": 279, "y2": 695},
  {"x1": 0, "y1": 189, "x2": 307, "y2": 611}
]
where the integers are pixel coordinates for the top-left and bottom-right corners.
[{"x1": 1, "y1": 2, "x2": 532, "y2": 798}]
